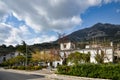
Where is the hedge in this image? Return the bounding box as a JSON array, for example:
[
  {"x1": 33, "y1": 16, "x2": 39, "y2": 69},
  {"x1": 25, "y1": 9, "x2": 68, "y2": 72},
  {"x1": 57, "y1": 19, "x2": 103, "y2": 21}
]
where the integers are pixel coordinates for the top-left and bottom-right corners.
[
  {"x1": 5, "y1": 66, "x2": 42, "y2": 70},
  {"x1": 57, "y1": 64, "x2": 120, "y2": 80}
]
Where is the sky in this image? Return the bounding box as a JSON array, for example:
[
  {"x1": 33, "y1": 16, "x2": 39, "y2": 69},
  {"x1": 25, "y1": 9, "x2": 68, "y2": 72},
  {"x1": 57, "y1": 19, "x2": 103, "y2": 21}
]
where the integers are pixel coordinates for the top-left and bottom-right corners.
[{"x1": 0, "y1": 0, "x2": 120, "y2": 46}]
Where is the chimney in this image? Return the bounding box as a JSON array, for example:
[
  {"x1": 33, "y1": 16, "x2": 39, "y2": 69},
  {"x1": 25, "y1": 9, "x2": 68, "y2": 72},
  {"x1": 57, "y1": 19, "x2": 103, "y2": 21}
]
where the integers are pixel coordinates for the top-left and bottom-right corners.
[{"x1": 110, "y1": 42, "x2": 113, "y2": 47}]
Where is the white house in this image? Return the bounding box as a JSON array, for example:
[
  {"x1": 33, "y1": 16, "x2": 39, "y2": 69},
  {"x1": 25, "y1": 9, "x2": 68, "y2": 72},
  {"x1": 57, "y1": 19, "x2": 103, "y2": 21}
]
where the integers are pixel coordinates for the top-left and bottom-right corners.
[
  {"x1": 53, "y1": 41, "x2": 114, "y2": 67},
  {"x1": 0, "y1": 52, "x2": 20, "y2": 64}
]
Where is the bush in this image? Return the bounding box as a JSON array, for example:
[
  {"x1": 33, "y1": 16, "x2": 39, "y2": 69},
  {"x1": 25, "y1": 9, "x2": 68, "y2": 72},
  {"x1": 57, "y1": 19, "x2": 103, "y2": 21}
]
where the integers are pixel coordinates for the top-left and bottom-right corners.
[
  {"x1": 34, "y1": 66, "x2": 42, "y2": 70},
  {"x1": 3, "y1": 65, "x2": 43, "y2": 70},
  {"x1": 12, "y1": 66, "x2": 18, "y2": 69},
  {"x1": 57, "y1": 65, "x2": 70, "y2": 74},
  {"x1": 26, "y1": 66, "x2": 34, "y2": 70},
  {"x1": 14, "y1": 66, "x2": 42, "y2": 70},
  {"x1": 17, "y1": 66, "x2": 26, "y2": 70},
  {"x1": 25, "y1": 66, "x2": 42, "y2": 70},
  {"x1": 57, "y1": 64, "x2": 120, "y2": 80}
]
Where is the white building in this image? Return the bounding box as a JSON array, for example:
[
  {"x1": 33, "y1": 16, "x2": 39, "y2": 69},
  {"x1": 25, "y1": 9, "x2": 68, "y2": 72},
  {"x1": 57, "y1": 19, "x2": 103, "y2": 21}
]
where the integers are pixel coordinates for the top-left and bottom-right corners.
[
  {"x1": 0, "y1": 52, "x2": 20, "y2": 64},
  {"x1": 53, "y1": 41, "x2": 114, "y2": 67}
]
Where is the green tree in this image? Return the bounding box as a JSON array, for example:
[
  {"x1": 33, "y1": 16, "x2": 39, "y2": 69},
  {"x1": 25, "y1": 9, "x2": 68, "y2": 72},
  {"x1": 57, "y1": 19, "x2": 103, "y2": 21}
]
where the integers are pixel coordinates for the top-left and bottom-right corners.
[
  {"x1": 32, "y1": 49, "x2": 60, "y2": 66},
  {"x1": 1, "y1": 55, "x2": 26, "y2": 67},
  {"x1": 17, "y1": 41, "x2": 27, "y2": 55},
  {"x1": 67, "y1": 52, "x2": 90, "y2": 65},
  {"x1": 16, "y1": 41, "x2": 32, "y2": 65},
  {"x1": 15, "y1": 55, "x2": 26, "y2": 66},
  {"x1": 32, "y1": 50, "x2": 44, "y2": 62},
  {"x1": 95, "y1": 50, "x2": 105, "y2": 64},
  {"x1": 82, "y1": 52, "x2": 91, "y2": 63}
]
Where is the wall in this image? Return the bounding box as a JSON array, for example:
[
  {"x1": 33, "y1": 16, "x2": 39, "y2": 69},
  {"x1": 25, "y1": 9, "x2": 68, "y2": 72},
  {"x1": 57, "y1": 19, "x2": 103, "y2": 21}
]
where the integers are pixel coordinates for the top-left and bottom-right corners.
[
  {"x1": 58, "y1": 47, "x2": 113, "y2": 64},
  {"x1": 60, "y1": 42, "x2": 75, "y2": 50},
  {"x1": 0, "y1": 52, "x2": 20, "y2": 63}
]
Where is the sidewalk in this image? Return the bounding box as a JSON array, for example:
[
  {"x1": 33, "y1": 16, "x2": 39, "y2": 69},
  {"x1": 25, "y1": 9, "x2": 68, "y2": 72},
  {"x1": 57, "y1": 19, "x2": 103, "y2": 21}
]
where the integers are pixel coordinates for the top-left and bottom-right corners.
[
  {"x1": 0, "y1": 68, "x2": 109, "y2": 80},
  {"x1": 47, "y1": 73, "x2": 109, "y2": 80}
]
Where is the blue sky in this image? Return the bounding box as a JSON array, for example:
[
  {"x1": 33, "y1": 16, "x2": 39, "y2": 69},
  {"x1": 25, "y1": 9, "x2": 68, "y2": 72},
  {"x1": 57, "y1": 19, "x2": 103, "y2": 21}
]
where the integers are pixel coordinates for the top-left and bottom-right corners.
[
  {"x1": 0, "y1": 0, "x2": 120, "y2": 46},
  {"x1": 81, "y1": 2, "x2": 120, "y2": 28}
]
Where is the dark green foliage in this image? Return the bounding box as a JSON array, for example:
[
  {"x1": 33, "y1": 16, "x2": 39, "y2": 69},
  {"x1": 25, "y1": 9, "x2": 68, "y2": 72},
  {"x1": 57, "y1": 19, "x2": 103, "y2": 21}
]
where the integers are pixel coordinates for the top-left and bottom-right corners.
[
  {"x1": 18, "y1": 66, "x2": 42, "y2": 70},
  {"x1": 4, "y1": 66, "x2": 42, "y2": 70},
  {"x1": 57, "y1": 64, "x2": 120, "y2": 80},
  {"x1": 30, "y1": 42, "x2": 59, "y2": 50},
  {"x1": 16, "y1": 41, "x2": 27, "y2": 55},
  {"x1": 67, "y1": 52, "x2": 90, "y2": 65},
  {"x1": 17, "y1": 66, "x2": 26, "y2": 70},
  {"x1": 57, "y1": 65, "x2": 70, "y2": 74},
  {"x1": 0, "y1": 41, "x2": 59, "y2": 58},
  {"x1": 0, "y1": 55, "x2": 26, "y2": 67},
  {"x1": 0, "y1": 44, "x2": 15, "y2": 56},
  {"x1": 95, "y1": 50, "x2": 105, "y2": 64}
]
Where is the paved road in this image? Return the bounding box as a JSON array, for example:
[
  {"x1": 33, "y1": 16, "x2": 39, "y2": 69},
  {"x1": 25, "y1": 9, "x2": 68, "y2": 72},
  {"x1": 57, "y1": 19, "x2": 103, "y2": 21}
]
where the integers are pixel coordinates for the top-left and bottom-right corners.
[
  {"x1": 0, "y1": 70, "x2": 45, "y2": 80},
  {"x1": 0, "y1": 68, "x2": 107, "y2": 80}
]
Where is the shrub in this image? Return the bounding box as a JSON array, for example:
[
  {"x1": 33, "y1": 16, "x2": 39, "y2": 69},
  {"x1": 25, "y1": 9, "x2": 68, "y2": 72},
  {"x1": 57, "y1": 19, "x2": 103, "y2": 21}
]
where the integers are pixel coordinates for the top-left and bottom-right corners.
[
  {"x1": 57, "y1": 65, "x2": 70, "y2": 74},
  {"x1": 34, "y1": 66, "x2": 42, "y2": 70},
  {"x1": 5, "y1": 65, "x2": 43, "y2": 70},
  {"x1": 57, "y1": 64, "x2": 120, "y2": 80},
  {"x1": 17, "y1": 66, "x2": 26, "y2": 70},
  {"x1": 26, "y1": 66, "x2": 34, "y2": 70},
  {"x1": 12, "y1": 66, "x2": 17, "y2": 69},
  {"x1": 25, "y1": 65, "x2": 42, "y2": 70}
]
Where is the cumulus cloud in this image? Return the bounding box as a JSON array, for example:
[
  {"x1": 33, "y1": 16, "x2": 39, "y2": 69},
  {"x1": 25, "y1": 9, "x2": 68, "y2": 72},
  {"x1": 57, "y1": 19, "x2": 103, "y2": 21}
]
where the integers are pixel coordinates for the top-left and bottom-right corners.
[
  {"x1": 116, "y1": 9, "x2": 120, "y2": 13},
  {"x1": 0, "y1": 0, "x2": 119, "y2": 45},
  {"x1": 103, "y1": 0, "x2": 112, "y2": 3},
  {"x1": 0, "y1": 24, "x2": 31, "y2": 46},
  {"x1": 0, "y1": 23, "x2": 11, "y2": 43},
  {"x1": 0, "y1": 22, "x2": 57, "y2": 46},
  {"x1": 0, "y1": 0, "x2": 104, "y2": 33},
  {"x1": 28, "y1": 35, "x2": 57, "y2": 44}
]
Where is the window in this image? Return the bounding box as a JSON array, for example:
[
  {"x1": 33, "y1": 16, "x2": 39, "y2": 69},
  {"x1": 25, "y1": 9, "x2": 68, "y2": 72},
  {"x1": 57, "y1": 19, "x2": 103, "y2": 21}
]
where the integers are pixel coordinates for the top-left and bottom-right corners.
[{"x1": 64, "y1": 44, "x2": 66, "y2": 48}]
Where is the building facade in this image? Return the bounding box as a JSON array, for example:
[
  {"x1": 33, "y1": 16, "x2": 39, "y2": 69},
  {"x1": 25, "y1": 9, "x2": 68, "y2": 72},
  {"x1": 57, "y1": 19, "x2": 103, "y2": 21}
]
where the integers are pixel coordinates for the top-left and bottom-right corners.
[
  {"x1": 53, "y1": 41, "x2": 114, "y2": 67},
  {"x1": 0, "y1": 52, "x2": 20, "y2": 64}
]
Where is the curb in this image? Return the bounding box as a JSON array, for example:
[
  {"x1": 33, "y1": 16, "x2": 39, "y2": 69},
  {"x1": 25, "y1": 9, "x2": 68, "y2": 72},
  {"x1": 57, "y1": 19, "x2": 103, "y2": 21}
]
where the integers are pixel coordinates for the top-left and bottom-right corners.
[
  {"x1": 0, "y1": 68, "x2": 46, "y2": 76},
  {"x1": 46, "y1": 74, "x2": 110, "y2": 80}
]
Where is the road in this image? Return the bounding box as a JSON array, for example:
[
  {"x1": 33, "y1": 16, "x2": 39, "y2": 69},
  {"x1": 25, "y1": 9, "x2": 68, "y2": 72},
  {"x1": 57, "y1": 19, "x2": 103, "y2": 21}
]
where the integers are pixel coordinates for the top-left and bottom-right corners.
[
  {"x1": 0, "y1": 70, "x2": 45, "y2": 80},
  {"x1": 0, "y1": 68, "x2": 107, "y2": 80}
]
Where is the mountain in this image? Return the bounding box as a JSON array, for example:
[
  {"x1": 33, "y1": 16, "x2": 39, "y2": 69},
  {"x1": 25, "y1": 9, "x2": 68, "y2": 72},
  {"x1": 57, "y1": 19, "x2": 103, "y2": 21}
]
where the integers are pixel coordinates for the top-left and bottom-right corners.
[
  {"x1": 66, "y1": 23, "x2": 120, "y2": 42},
  {"x1": 0, "y1": 23, "x2": 120, "y2": 56}
]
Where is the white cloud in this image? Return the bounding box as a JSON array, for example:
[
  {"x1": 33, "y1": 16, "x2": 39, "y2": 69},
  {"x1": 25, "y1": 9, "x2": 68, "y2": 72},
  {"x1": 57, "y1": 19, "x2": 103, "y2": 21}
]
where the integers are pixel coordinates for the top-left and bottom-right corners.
[
  {"x1": 0, "y1": 23, "x2": 12, "y2": 43},
  {"x1": 0, "y1": 0, "x2": 119, "y2": 45},
  {"x1": 0, "y1": 22, "x2": 57, "y2": 46},
  {"x1": 31, "y1": 35, "x2": 57, "y2": 44},
  {"x1": 103, "y1": 0, "x2": 112, "y2": 3},
  {"x1": 0, "y1": 22, "x2": 32, "y2": 46},
  {"x1": 115, "y1": 0, "x2": 120, "y2": 2},
  {"x1": 116, "y1": 9, "x2": 120, "y2": 13},
  {"x1": 0, "y1": 1, "x2": 9, "y2": 20},
  {"x1": 0, "y1": 0, "x2": 105, "y2": 33}
]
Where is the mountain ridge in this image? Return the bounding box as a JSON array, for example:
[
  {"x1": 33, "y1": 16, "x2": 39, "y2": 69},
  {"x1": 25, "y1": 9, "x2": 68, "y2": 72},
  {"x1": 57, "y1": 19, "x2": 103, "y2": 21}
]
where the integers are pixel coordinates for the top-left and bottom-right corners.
[{"x1": 65, "y1": 23, "x2": 120, "y2": 42}]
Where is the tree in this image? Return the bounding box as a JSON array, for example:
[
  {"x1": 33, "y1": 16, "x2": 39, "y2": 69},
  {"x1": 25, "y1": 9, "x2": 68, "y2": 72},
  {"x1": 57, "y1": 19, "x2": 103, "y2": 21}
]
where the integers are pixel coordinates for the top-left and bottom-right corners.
[
  {"x1": 67, "y1": 52, "x2": 90, "y2": 65},
  {"x1": 1, "y1": 44, "x2": 7, "y2": 48},
  {"x1": 16, "y1": 41, "x2": 32, "y2": 66},
  {"x1": 17, "y1": 41, "x2": 27, "y2": 55},
  {"x1": 1, "y1": 55, "x2": 25, "y2": 67},
  {"x1": 67, "y1": 52, "x2": 82, "y2": 65},
  {"x1": 82, "y1": 52, "x2": 91, "y2": 63},
  {"x1": 95, "y1": 50, "x2": 105, "y2": 64},
  {"x1": 15, "y1": 55, "x2": 26, "y2": 65},
  {"x1": 32, "y1": 49, "x2": 60, "y2": 66},
  {"x1": 32, "y1": 50, "x2": 44, "y2": 62}
]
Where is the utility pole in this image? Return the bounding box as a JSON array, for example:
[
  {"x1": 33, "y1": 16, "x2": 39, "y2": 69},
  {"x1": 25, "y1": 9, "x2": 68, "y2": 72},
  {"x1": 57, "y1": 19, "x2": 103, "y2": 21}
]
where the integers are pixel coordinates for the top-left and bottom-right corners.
[{"x1": 25, "y1": 43, "x2": 28, "y2": 68}]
